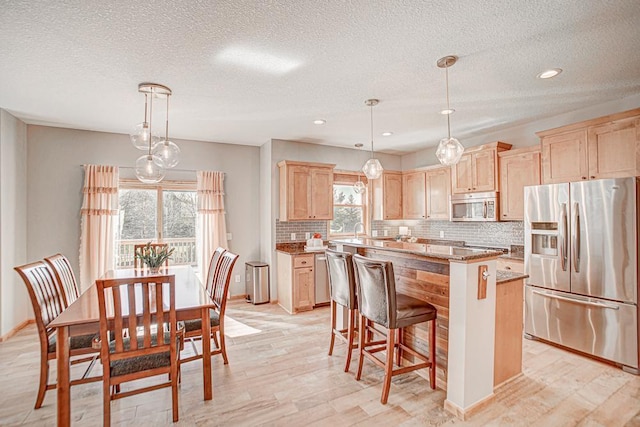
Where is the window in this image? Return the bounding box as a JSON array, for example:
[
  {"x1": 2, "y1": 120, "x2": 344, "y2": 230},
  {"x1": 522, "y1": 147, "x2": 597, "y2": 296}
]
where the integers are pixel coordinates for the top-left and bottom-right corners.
[
  {"x1": 329, "y1": 175, "x2": 367, "y2": 237},
  {"x1": 117, "y1": 180, "x2": 197, "y2": 268}
]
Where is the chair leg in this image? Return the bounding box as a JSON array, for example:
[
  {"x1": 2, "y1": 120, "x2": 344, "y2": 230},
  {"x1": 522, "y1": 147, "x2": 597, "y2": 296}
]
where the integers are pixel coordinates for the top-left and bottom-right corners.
[
  {"x1": 212, "y1": 331, "x2": 220, "y2": 350},
  {"x1": 103, "y1": 379, "x2": 111, "y2": 426},
  {"x1": 344, "y1": 307, "x2": 356, "y2": 372},
  {"x1": 429, "y1": 318, "x2": 436, "y2": 389},
  {"x1": 328, "y1": 300, "x2": 336, "y2": 356},
  {"x1": 395, "y1": 328, "x2": 403, "y2": 366},
  {"x1": 171, "y1": 363, "x2": 179, "y2": 422},
  {"x1": 218, "y1": 328, "x2": 228, "y2": 365},
  {"x1": 355, "y1": 315, "x2": 366, "y2": 381},
  {"x1": 35, "y1": 355, "x2": 49, "y2": 409},
  {"x1": 381, "y1": 328, "x2": 396, "y2": 404}
]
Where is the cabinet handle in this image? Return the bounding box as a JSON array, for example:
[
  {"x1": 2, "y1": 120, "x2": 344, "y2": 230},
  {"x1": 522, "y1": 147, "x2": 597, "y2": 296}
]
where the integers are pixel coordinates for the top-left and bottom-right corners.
[
  {"x1": 467, "y1": 188, "x2": 471, "y2": 191},
  {"x1": 301, "y1": 261, "x2": 307, "y2": 264},
  {"x1": 590, "y1": 176, "x2": 595, "y2": 179},
  {"x1": 505, "y1": 266, "x2": 511, "y2": 270},
  {"x1": 582, "y1": 176, "x2": 587, "y2": 180}
]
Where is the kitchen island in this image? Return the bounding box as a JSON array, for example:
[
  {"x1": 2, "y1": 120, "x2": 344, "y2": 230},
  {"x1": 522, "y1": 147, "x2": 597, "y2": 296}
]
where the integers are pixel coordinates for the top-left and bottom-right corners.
[{"x1": 332, "y1": 238, "x2": 526, "y2": 420}]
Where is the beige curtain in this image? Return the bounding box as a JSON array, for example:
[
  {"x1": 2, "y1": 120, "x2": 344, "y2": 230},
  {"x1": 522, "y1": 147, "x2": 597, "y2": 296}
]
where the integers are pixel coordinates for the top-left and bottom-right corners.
[
  {"x1": 79, "y1": 165, "x2": 119, "y2": 292},
  {"x1": 196, "y1": 171, "x2": 228, "y2": 279}
]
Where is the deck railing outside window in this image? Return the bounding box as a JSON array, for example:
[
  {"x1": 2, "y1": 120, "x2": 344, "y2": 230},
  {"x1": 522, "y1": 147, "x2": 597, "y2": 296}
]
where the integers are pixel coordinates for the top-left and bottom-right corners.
[{"x1": 117, "y1": 238, "x2": 197, "y2": 268}]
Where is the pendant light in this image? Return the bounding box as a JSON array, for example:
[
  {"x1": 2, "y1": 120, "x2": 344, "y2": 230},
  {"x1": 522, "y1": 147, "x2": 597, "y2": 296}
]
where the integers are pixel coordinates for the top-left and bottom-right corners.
[
  {"x1": 152, "y1": 91, "x2": 181, "y2": 168},
  {"x1": 353, "y1": 143, "x2": 366, "y2": 194},
  {"x1": 361, "y1": 99, "x2": 383, "y2": 180},
  {"x1": 435, "y1": 56, "x2": 464, "y2": 166},
  {"x1": 133, "y1": 83, "x2": 170, "y2": 183}
]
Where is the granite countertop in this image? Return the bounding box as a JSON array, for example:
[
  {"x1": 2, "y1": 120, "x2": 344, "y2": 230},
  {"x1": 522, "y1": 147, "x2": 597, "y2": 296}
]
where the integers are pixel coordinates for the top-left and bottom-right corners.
[
  {"x1": 496, "y1": 270, "x2": 528, "y2": 284},
  {"x1": 331, "y1": 238, "x2": 504, "y2": 261},
  {"x1": 275, "y1": 242, "x2": 331, "y2": 255}
]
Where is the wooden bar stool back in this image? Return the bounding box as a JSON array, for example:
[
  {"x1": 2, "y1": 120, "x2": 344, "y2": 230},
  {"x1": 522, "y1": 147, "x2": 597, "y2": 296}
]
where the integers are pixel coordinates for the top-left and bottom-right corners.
[
  {"x1": 325, "y1": 249, "x2": 358, "y2": 372},
  {"x1": 14, "y1": 261, "x2": 100, "y2": 409},
  {"x1": 352, "y1": 254, "x2": 437, "y2": 404},
  {"x1": 44, "y1": 253, "x2": 80, "y2": 307}
]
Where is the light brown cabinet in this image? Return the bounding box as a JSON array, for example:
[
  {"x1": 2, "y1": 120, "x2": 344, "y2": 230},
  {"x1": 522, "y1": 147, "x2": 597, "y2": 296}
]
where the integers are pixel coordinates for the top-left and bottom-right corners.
[
  {"x1": 496, "y1": 257, "x2": 524, "y2": 274},
  {"x1": 451, "y1": 141, "x2": 512, "y2": 194},
  {"x1": 539, "y1": 108, "x2": 640, "y2": 184},
  {"x1": 278, "y1": 160, "x2": 335, "y2": 221},
  {"x1": 372, "y1": 171, "x2": 403, "y2": 220},
  {"x1": 426, "y1": 167, "x2": 451, "y2": 220},
  {"x1": 276, "y1": 252, "x2": 315, "y2": 314},
  {"x1": 402, "y1": 171, "x2": 426, "y2": 219},
  {"x1": 498, "y1": 146, "x2": 541, "y2": 221}
]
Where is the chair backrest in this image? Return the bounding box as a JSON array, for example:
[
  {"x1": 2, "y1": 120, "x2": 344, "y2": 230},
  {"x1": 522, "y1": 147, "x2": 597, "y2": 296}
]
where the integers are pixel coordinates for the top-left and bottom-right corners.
[
  {"x1": 14, "y1": 261, "x2": 66, "y2": 345},
  {"x1": 95, "y1": 274, "x2": 177, "y2": 364},
  {"x1": 205, "y1": 247, "x2": 227, "y2": 297},
  {"x1": 352, "y1": 254, "x2": 397, "y2": 328},
  {"x1": 211, "y1": 251, "x2": 239, "y2": 315},
  {"x1": 325, "y1": 249, "x2": 357, "y2": 309},
  {"x1": 44, "y1": 253, "x2": 80, "y2": 307},
  {"x1": 133, "y1": 243, "x2": 170, "y2": 269}
]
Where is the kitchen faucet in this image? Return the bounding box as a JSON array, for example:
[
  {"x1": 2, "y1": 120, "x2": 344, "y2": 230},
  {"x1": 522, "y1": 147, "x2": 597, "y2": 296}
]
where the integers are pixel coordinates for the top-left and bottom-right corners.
[{"x1": 353, "y1": 222, "x2": 365, "y2": 239}]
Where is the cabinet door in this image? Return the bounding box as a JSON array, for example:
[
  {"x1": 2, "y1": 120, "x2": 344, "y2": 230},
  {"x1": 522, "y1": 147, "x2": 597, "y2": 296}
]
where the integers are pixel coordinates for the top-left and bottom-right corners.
[
  {"x1": 587, "y1": 117, "x2": 640, "y2": 179},
  {"x1": 383, "y1": 173, "x2": 403, "y2": 219},
  {"x1": 293, "y1": 267, "x2": 314, "y2": 312},
  {"x1": 426, "y1": 168, "x2": 450, "y2": 220},
  {"x1": 310, "y1": 168, "x2": 334, "y2": 219},
  {"x1": 287, "y1": 165, "x2": 311, "y2": 220},
  {"x1": 402, "y1": 172, "x2": 426, "y2": 219},
  {"x1": 472, "y1": 150, "x2": 497, "y2": 192},
  {"x1": 541, "y1": 130, "x2": 588, "y2": 184},
  {"x1": 451, "y1": 153, "x2": 473, "y2": 194},
  {"x1": 500, "y1": 151, "x2": 541, "y2": 220}
]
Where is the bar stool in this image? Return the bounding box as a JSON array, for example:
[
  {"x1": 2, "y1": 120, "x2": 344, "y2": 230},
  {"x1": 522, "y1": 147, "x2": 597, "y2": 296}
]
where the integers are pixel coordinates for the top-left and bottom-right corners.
[
  {"x1": 352, "y1": 254, "x2": 437, "y2": 404},
  {"x1": 325, "y1": 249, "x2": 358, "y2": 372}
]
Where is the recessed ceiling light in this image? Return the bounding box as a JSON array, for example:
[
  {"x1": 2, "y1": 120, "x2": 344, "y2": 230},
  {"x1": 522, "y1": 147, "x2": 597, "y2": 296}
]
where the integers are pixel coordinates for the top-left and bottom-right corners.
[
  {"x1": 382, "y1": 132, "x2": 393, "y2": 136},
  {"x1": 537, "y1": 68, "x2": 562, "y2": 79},
  {"x1": 440, "y1": 109, "x2": 455, "y2": 115},
  {"x1": 313, "y1": 119, "x2": 326, "y2": 125}
]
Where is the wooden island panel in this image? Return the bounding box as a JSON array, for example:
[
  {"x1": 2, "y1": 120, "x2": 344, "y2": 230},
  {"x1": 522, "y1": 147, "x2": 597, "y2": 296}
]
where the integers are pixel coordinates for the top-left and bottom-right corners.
[{"x1": 359, "y1": 248, "x2": 451, "y2": 389}]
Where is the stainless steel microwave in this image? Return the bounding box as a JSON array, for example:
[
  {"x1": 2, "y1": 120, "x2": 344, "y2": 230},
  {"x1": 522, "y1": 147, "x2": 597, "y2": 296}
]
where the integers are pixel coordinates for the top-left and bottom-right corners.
[{"x1": 450, "y1": 192, "x2": 499, "y2": 222}]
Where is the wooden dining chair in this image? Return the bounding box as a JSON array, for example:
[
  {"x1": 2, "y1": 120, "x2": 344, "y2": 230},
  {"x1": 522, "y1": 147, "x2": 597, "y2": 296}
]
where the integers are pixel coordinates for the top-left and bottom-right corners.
[
  {"x1": 95, "y1": 274, "x2": 180, "y2": 425},
  {"x1": 181, "y1": 250, "x2": 239, "y2": 365},
  {"x1": 14, "y1": 261, "x2": 100, "y2": 409},
  {"x1": 44, "y1": 253, "x2": 80, "y2": 307},
  {"x1": 205, "y1": 247, "x2": 227, "y2": 297},
  {"x1": 133, "y1": 243, "x2": 170, "y2": 269}
]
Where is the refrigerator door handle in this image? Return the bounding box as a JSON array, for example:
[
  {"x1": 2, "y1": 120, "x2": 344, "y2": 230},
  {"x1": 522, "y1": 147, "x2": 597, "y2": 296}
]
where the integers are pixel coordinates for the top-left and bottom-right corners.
[
  {"x1": 531, "y1": 289, "x2": 620, "y2": 310},
  {"x1": 560, "y1": 203, "x2": 568, "y2": 271},
  {"x1": 572, "y1": 202, "x2": 580, "y2": 273}
]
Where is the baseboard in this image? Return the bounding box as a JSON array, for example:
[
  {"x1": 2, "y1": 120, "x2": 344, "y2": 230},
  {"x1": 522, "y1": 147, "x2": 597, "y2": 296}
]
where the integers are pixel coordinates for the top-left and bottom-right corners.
[
  {"x1": 444, "y1": 393, "x2": 495, "y2": 421},
  {"x1": 229, "y1": 294, "x2": 247, "y2": 301},
  {"x1": 0, "y1": 319, "x2": 35, "y2": 342}
]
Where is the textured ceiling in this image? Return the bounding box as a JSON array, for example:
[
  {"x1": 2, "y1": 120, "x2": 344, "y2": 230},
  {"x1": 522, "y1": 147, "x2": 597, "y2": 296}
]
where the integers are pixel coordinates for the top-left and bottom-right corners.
[{"x1": 1, "y1": 0, "x2": 640, "y2": 154}]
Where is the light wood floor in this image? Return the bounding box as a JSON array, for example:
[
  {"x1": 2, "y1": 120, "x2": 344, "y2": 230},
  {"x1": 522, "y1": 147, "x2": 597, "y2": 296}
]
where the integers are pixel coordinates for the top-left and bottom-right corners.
[{"x1": 1, "y1": 300, "x2": 639, "y2": 426}]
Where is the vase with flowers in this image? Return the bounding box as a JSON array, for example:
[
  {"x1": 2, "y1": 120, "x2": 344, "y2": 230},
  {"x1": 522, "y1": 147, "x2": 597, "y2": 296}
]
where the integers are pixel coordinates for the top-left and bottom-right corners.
[{"x1": 135, "y1": 242, "x2": 175, "y2": 274}]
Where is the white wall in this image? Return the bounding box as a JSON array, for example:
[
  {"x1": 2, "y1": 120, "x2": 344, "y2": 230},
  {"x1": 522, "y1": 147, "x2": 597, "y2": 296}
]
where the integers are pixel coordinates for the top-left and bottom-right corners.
[
  {"x1": 27, "y1": 126, "x2": 261, "y2": 296},
  {"x1": 0, "y1": 110, "x2": 29, "y2": 337},
  {"x1": 402, "y1": 93, "x2": 640, "y2": 170}
]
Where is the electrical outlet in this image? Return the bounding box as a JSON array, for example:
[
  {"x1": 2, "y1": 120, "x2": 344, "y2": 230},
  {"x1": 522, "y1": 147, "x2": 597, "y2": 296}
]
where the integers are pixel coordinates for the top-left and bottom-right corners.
[
  {"x1": 440, "y1": 231, "x2": 445, "y2": 238},
  {"x1": 383, "y1": 230, "x2": 388, "y2": 236},
  {"x1": 226, "y1": 232, "x2": 232, "y2": 240},
  {"x1": 235, "y1": 275, "x2": 240, "y2": 283},
  {"x1": 305, "y1": 232, "x2": 311, "y2": 239},
  {"x1": 290, "y1": 233, "x2": 296, "y2": 240},
  {"x1": 372, "y1": 230, "x2": 378, "y2": 237}
]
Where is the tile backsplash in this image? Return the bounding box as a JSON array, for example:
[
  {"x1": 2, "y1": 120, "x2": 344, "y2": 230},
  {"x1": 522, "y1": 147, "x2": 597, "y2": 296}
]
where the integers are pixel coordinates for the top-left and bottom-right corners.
[
  {"x1": 276, "y1": 219, "x2": 327, "y2": 242},
  {"x1": 372, "y1": 220, "x2": 523, "y2": 248}
]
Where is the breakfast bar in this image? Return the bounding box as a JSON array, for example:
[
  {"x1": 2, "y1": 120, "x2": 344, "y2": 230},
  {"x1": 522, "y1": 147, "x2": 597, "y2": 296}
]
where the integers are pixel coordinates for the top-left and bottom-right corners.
[{"x1": 331, "y1": 238, "x2": 526, "y2": 419}]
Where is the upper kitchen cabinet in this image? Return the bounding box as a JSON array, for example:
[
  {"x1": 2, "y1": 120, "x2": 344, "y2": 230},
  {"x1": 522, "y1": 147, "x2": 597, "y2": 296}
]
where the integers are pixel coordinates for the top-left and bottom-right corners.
[
  {"x1": 451, "y1": 141, "x2": 512, "y2": 194},
  {"x1": 498, "y1": 146, "x2": 541, "y2": 221},
  {"x1": 539, "y1": 108, "x2": 640, "y2": 184},
  {"x1": 278, "y1": 160, "x2": 335, "y2": 221},
  {"x1": 425, "y1": 166, "x2": 451, "y2": 220},
  {"x1": 401, "y1": 166, "x2": 451, "y2": 220},
  {"x1": 402, "y1": 171, "x2": 426, "y2": 219},
  {"x1": 372, "y1": 170, "x2": 403, "y2": 220}
]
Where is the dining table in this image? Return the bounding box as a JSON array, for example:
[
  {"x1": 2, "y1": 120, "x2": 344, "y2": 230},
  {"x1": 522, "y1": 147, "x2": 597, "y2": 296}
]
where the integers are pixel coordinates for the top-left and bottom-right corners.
[{"x1": 48, "y1": 265, "x2": 215, "y2": 426}]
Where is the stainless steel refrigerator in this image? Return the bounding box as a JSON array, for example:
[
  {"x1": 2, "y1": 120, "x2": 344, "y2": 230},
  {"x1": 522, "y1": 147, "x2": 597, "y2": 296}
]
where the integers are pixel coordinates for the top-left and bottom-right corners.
[{"x1": 524, "y1": 177, "x2": 639, "y2": 373}]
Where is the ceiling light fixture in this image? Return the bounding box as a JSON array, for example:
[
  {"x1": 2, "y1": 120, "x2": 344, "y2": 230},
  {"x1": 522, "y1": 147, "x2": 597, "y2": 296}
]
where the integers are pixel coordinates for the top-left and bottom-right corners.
[
  {"x1": 313, "y1": 119, "x2": 326, "y2": 125},
  {"x1": 382, "y1": 131, "x2": 393, "y2": 136},
  {"x1": 361, "y1": 99, "x2": 384, "y2": 180},
  {"x1": 353, "y1": 143, "x2": 366, "y2": 194},
  {"x1": 537, "y1": 68, "x2": 563, "y2": 79},
  {"x1": 440, "y1": 108, "x2": 455, "y2": 115},
  {"x1": 435, "y1": 55, "x2": 464, "y2": 166},
  {"x1": 130, "y1": 83, "x2": 177, "y2": 183}
]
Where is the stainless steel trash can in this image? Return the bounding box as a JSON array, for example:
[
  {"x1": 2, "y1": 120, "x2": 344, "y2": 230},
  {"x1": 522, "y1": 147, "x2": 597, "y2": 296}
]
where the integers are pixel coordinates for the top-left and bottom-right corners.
[{"x1": 245, "y1": 261, "x2": 269, "y2": 304}]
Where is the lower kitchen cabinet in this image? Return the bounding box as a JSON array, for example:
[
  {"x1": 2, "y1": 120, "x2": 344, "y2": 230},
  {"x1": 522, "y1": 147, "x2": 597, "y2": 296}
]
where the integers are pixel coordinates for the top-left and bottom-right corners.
[{"x1": 276, "y1": 252, "x2": 315, "y2": 314}]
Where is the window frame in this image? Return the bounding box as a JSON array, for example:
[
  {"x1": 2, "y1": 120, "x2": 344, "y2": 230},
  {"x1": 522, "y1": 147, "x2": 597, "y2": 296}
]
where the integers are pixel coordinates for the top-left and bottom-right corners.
[{"x1": 328, "y1": 171, "x2": 369, "y2": 238}]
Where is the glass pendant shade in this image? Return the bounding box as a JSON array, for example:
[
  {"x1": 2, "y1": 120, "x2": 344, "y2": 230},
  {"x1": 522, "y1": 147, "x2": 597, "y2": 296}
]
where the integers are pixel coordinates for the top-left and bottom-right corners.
[
  {"x1": 436, "y1": 137, "x2": 464, "y2": 166},
  {"x1": 130, "y1": 122, "x2": 152, "y2": 150},
  {"x1": 362, "y1": 158, "x2": 383, "y2": 180},
  {"x1": 153, "y1": 139, "x2": 181, "y2": 168},
  {"x1": 353, "y1": 180, "x2": 366, "y2": 194},
  {"x1": 135, "y1": 154, "x2": 166, "y2": 183}
]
